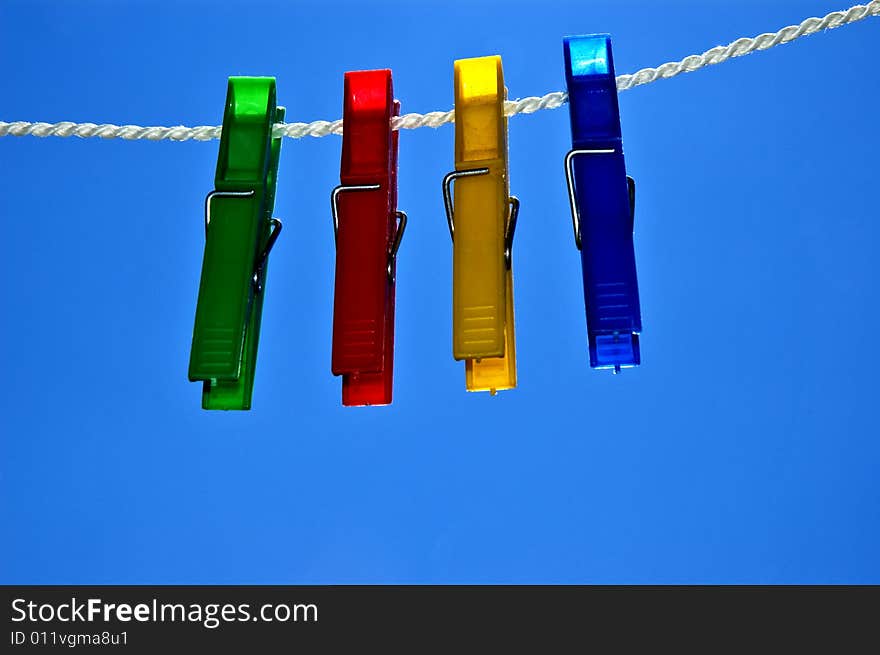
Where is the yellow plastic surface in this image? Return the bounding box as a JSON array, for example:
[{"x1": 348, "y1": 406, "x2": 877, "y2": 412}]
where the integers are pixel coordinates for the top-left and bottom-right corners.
[
  {"x1": 465, "y1": 271, "x2": 516, "y2": 393},
  {"x1": 453, "y1": 56, "x2": 517, "y2": 393}
]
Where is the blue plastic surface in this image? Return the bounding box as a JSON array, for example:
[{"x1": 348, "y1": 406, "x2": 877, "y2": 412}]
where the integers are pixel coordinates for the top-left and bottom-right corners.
[{"x1": 563, "y1": 34, "x2": 642, "y2": 371}]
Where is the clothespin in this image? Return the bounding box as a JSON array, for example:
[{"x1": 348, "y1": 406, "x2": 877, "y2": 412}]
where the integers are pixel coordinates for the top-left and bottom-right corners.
[
  {"x1": 563, "y1": 35, "x2": 642, "y2": 372},
  {"x1": 442, "y1": 56, "x2": 519, "y2": 394},
  {"x1": 188, "y1": 77, "x2": 284, "y2": 409},
  {"x1": 330, "y1": 69, "x2": 406, "y2": 406}
]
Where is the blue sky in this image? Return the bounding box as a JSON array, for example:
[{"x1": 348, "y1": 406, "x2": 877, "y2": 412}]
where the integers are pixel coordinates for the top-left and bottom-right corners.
[{"x1": 1, "y1": 0, "x2": 878, "y2": 583}]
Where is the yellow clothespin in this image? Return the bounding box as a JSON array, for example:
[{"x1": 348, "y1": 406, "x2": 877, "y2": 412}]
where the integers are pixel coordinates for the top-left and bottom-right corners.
[{"x1": 442, "y1": 55, "x2": 519, "y2": 394}]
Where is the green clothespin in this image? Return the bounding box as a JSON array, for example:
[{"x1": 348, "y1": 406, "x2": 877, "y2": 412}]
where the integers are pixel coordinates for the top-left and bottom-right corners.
[{"x1": 188, "y1": 77, "x2": 284, "y2": 410}]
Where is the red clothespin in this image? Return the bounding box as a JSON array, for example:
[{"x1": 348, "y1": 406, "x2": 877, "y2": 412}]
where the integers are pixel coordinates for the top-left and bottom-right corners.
[{"x1": 330, "y1": 69, "x2": 406, "y2": 406}]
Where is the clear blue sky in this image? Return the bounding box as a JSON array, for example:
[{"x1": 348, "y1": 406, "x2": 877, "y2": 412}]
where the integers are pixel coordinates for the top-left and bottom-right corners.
[{"x1": 1, "y1": 0, "x2": 878, "y2": 583}]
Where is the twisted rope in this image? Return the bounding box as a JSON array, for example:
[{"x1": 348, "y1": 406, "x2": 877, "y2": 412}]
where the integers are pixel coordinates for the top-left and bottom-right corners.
[{"x1": 1, "y1": 0, "x2": 877, "y2": 142}]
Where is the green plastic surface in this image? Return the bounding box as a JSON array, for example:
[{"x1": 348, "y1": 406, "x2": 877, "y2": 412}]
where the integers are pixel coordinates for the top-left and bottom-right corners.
[{"x1": 188, "y1": 77, "x2": 284, "y2": 410}]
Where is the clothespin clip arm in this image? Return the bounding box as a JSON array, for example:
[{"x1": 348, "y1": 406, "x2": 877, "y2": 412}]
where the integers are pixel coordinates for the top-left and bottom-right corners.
[
  {"x1": 563, "y1": 34, "x2": 642, "y2": 372},
  {"x1": 188, "y1": 77, "x2": 284, "y2": 410},
  {"x1": 564, "y1": 149, "x2": 634, "y2": 250},
  {"x1": 330, "y1": 69, "x2": 405, "y2": 406},
  {"x1": 204, "y1": 190, "x2": 282, "y2": 293},
  {"x1": 441, "y1": 169, "x2": 519, "y2": 268},
  {"x1": 330, "y1": 185, "x2": 407, "y2": 280},
  {"x1": 330, "y1": 184, "x2": 380, "y2": 246},
  {"x1": 387, "y1": 209, "x2": 407, "y2": 280}
]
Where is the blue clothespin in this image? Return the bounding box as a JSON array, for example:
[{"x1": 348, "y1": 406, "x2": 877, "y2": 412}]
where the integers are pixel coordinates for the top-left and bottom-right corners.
[{"x1": 563, "y1": 34, "x2": 641, "y2": 373}]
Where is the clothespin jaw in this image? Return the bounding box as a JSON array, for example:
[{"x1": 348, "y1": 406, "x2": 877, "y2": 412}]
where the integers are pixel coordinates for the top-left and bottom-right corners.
[
  {"x1": 563, "y1": 35, "x2": 642, "y2": 373},
  {"x1": 188, "y1": 77, "x2": 284, "y2": 409},
  {"x1": 331, "y1": 69, "x2": 406, "y2": 406},
  {"x1": 442, "y1": 55, "x2": 518, "y2": 393}
]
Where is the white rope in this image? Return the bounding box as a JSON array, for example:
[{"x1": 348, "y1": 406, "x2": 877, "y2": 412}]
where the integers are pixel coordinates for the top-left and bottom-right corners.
[
  {"x1": 1, "y1": 0, "x2": 877, "y2": 142},
  {"x1": 614, "y1": 0, "x2": 879, "y2": 91}
]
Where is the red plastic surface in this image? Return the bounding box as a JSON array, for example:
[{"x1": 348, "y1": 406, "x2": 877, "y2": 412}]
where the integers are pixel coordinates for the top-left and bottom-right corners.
[{"x1": 332, "y1": 69, "x2": 401, "y2": 406}]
